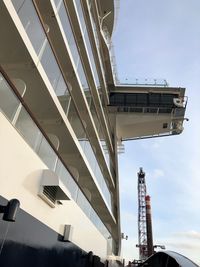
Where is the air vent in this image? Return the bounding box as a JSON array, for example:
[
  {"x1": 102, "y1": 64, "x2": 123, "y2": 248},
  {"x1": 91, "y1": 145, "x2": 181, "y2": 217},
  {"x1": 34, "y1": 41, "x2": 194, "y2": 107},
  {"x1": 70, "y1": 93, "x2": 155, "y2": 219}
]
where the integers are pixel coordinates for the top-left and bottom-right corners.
[
  {"x1": 38, "y1": 169, "x2": 71, "y2": 208},
  {"x1": 43, "y1": 186, "x2": 58, "y2": 204}
]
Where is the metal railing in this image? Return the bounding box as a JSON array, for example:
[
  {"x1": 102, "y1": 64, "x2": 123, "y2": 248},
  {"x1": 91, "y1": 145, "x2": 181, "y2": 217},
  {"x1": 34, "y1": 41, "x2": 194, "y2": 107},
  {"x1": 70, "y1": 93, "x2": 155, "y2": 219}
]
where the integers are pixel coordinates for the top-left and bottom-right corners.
[
  {"x1": 0, "y1": 70, "x2": 113, "y2": 249},
  {"x1": 116, "y1": 78, "x2": 169, "y2": 87},
  {"x1": 109, "y1": 105, "x2": 186, "y2": 117}
]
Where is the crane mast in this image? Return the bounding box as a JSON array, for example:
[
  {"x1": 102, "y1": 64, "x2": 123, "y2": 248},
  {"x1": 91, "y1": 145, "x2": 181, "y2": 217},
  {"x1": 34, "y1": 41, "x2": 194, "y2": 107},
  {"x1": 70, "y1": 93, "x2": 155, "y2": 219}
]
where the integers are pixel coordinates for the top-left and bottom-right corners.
[{"x1": 137, "y1": 168, "x2": 148, "y2": 260}]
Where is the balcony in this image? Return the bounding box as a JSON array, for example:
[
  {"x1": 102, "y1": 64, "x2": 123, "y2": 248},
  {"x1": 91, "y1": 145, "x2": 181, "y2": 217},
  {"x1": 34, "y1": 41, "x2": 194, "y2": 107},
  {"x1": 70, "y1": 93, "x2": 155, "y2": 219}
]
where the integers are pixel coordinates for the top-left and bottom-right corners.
[
  {"x1": 0, "y1": 0, "x2": 118, "y2": 240},
  {"x1": 108, "y1": 86, "x2": 187, "y2": 141}
]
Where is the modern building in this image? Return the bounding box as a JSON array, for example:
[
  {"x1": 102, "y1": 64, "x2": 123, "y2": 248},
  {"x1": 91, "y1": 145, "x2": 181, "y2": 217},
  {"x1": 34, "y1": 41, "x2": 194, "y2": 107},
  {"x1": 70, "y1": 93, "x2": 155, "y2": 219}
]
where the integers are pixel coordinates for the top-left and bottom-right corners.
[{"x1": 0, "y1": 0, "x2": 187, "y2": 266}]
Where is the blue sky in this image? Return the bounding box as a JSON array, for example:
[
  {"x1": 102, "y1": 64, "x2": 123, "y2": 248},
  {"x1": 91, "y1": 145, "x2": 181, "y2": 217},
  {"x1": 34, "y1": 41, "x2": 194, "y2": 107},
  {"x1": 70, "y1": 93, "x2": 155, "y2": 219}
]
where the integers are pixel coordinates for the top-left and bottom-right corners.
[{"x1": 112, "y1": 0, "x2": 200, "y2": 264}]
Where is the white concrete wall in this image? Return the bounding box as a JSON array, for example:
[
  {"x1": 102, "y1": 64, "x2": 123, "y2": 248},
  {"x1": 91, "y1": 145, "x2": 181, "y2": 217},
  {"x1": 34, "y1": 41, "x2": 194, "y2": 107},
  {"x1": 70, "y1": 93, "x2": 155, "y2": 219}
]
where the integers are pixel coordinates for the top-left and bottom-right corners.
[{"x1": 0, "y1": 111, "x2": 107, "y2": 258}]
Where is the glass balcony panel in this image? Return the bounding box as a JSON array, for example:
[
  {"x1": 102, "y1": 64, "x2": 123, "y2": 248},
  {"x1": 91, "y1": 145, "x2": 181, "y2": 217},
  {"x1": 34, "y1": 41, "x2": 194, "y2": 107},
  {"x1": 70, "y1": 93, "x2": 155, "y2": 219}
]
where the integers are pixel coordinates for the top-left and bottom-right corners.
[
  {"x1": 67, "y1": 100, "x2": 86, "y2": 139},
  {"x1": 0, "y1": 72, "x2": 113, "y2": 244},
  {"x1": 58, "y1": 95, "x2": 71, "y2": 115},
  {"x1": 74, "y1": 0, "x2": 86, "y2": 33},
  {"x1": 14, "y1": 0, "x2": 46, "y2": 55},
  {"x1": 56, "y1": 159, "x2": 71, "y2": 185},
  {"x1": 91, "y1": 101, "x2": 111, "y2": 171},
  {"x1": 40, "y1": 41, "x2": 61, "y2": 91},
  {"x1": 64, "y1": 174, "x2": 78, "y2": 200},
  {"x1": 52, "y1": 0, "x2": 62, "y2": 8},
  {"x1": 67, "y1": 100, "x2": 112, "y2": 212},
  {"x1": 56, "y1": 1, "x2": 92, "y2": 100},
  {"x1": 15, "y1": 106, "x2": 43, "y2": 151},
  {"x1": 83, "y1": 141, "x2": 96, "y2": 172},
  {"x1": 0, "y1": 74, "x2": 20, "y2": 121},
  {"x1": 55, "y1": 1, "x2": 108, "y2": 157},
  {"x1": 75, "y1": 0, "x2": 100, "y2": 88},
  {"x1": 77, "y1": 61, "x2": 89, "y2": 91},
  {"x1": 76, "y1": 189, "x2": 91, "y2": 217},
  {"x1": 13, "y1": 0, "x2": 70, "y2": 100},
  {"x1": 11, "y1": 0, "x2": 113, "y2": 214},
  {"x1": 90, "y1": 14, "x2": 100, "y2": 49},
  {"x1": 58, "y1": 2, "x2": 80, "y2": 68},
  {"x1": 55, "y1": 159, "x2": 78, "y2": 200},
  {"x1": 37, "y1": 137, "x2": 58, "y2": 170},
  {"x1": 11, "y1": 0, "x2": 25, "y2": 13},
  {"x1": 90, "y1": 209, "x2": 100, "y2": 228},
  {"x1": 100, "y1": 140, "x2": 110, "y2": 168},
  {"x1": 55, "y1": 74, "x2": 69, "y2": 96}
]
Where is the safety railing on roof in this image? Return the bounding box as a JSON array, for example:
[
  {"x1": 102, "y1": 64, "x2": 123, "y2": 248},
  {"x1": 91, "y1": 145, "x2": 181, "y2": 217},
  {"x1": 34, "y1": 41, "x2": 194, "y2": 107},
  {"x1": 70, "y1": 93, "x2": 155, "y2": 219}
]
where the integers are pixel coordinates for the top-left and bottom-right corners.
[{"x1": 117, "y1": 78, "x2": 169, "y2": 87}]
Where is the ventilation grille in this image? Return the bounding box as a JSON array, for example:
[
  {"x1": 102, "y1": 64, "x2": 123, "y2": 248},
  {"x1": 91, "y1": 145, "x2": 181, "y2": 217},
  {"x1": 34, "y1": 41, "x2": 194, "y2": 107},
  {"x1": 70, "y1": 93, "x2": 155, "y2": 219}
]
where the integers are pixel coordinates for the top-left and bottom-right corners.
[
  {"x1": 43, "y1": 186, "x2": 58, "y2": 204},
  {"x1": 38, "y1": 169, "x2": 71, "y2": 208}
]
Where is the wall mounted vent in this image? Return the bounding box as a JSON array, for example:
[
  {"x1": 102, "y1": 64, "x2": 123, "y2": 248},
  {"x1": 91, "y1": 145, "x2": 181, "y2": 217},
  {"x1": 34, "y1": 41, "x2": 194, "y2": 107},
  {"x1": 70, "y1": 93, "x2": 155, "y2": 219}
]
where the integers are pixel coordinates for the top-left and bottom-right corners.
[{"x1": 38, "y1": 169, "x2": 71, "y2": 208}]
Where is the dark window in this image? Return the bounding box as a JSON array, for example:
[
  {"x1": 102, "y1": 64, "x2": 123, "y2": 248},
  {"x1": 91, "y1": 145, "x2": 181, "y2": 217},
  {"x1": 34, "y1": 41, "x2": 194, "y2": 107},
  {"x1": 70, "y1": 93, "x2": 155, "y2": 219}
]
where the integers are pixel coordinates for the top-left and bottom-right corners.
[
  {"x1": 126, "y1": 93, "x2": 137, "y2": 106},
  {"x1": 149, "y1": 93, "x2": 160, "y2": 106},
  {"x1": 110, "y1": 93, "x2": 125, "y2": 106},
  {"x1": 161, "y1": 94, "x2": 174, "y2": 107},
  {"x1": 163, "y1": 123, "x2": 168, "y2": 129},
  {"x1": 137, "y1": 94, "x2": 148, "y2": 106}
]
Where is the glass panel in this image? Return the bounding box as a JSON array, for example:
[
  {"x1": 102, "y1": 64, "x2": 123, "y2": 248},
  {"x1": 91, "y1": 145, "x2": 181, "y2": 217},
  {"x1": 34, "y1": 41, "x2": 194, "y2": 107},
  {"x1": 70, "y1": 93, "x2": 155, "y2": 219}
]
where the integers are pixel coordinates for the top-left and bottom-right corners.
[
  {"x1": 77, "y1": 61, "x2": 89, "y2": 90},
  {"x1": 37, "y1": 137, "x2": 58, "y2": 170},
  {"x1": 55, "y1": 159, "x2": 78, "y2": 200},
  {"x1": 90, "y1": 13, "x2": 100, "y2": 48},
  {"x1": 75, "y1": 0, "x2": 100, "y2": 88},
  {"x1": 0, "y1": 74, "x2": 20, "y2": 121},
  {"x1": 16, "y1": 0, "x2": 46, "y2": 55},
  {"x1": 137, "y1": 94, "x2": 148, "y2": 105},
  {"x1": 40, "y1": 42, "x2": 61, "y2": 91},
  {"x1": 10, "y1": 0, "x2": 113, "y2": 215},
  {"x1": 67, "y1": 100, "x2": 86, "y2": 139},
  {"x1": 15, "y1": 106, "x2": 43, "y2": 151},
  {"x1": 58, "y1": 95, "x2": 71, "y2": 115},
  {"x1": 52, "y1": 0, "x2": 62, "y2": 8},
  {"x1": 11, "y1": 0, "x2": 25, "y2": 13},
  {"x1": 58, "y1": 2, "x2": 80, "y2": 68},
  {"x1": 126, "y1": 93, "x2": 137, "y2": 106},
  {"x1": 76, "y1": 190, "x2": 91, "y2": 217},
  {"x1": 66, "y1": 176, "x2": 78, "y2": 200},
  {"x1": 74, "y1": 0, "x2": 86, "y2": 33},
  {"x1": 56, "y1": 1, "x2": 92, "y2": 97},
  {"x1": 83, "y1": 141, "x2": 96, "y2": 171},
  {"x1": 161, "y1": 94, "x2": 174, "y2": 106},
  {"x1": 55, "y1": 1, "x2": 110, "y2": 164},
  {"x1": 55, "y1": 74, "x2": 68, "y2": 96},
  {"x1": 0, "y1": 72, "x2": 112, "y2": 245}
]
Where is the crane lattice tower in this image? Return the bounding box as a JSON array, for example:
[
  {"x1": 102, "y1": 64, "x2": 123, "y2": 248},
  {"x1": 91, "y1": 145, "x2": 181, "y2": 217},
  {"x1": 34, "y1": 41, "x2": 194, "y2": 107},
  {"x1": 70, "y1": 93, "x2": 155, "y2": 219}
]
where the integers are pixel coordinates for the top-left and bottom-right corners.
[{"x1": 137, "y1": 167, "x2": 148, "y2": 260}]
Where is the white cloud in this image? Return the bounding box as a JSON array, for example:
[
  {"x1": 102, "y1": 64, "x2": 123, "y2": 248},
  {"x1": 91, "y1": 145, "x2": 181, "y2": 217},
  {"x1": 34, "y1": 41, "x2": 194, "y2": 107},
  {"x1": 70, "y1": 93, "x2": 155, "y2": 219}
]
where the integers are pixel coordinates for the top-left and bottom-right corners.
[
  {"x1": 121, "y1": 237, "x2": 139, "y2": 264},
  {"x1": 155, "y1": 233, "x2": 200, "y2": 265},
  {"x1": 149, "y1": 169, "x2": 165, "y2": 179},
  {"x1": 174, "y1": 230, "x2": 200, "y2": 240},
  {"x1": 121, "y1": 211, "x2": 137, "y2": 224}
]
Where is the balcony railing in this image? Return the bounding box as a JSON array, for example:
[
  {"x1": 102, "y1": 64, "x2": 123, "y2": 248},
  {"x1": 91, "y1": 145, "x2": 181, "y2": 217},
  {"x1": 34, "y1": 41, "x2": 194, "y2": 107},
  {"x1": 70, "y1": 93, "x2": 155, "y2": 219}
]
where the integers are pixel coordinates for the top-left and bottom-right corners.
[
  {"x1": 52, "y1": 0, "x2": 113, "y2": 175},
  {"x1": 11, "y1": 0, "x2": 113, "y2": 214},
  {"x1": 0, "y1": 71, "x2": 113, "y2": 250}
]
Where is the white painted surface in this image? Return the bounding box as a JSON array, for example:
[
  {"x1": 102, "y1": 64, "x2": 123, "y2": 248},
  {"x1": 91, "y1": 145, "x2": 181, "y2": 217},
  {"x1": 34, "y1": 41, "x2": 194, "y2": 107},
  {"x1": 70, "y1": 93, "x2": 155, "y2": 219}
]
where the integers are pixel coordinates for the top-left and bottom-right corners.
[{"x1": 0, "y1": 111, "x2": 107, "y2": 258}]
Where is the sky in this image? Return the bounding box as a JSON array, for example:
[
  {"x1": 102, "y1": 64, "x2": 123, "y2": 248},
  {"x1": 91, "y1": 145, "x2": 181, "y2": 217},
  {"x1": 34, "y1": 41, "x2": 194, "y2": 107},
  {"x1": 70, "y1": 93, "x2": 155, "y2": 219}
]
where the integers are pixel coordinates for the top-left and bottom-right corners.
[{"x1": 112, "y1": 0, "x2": 200, "y2": 264}]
